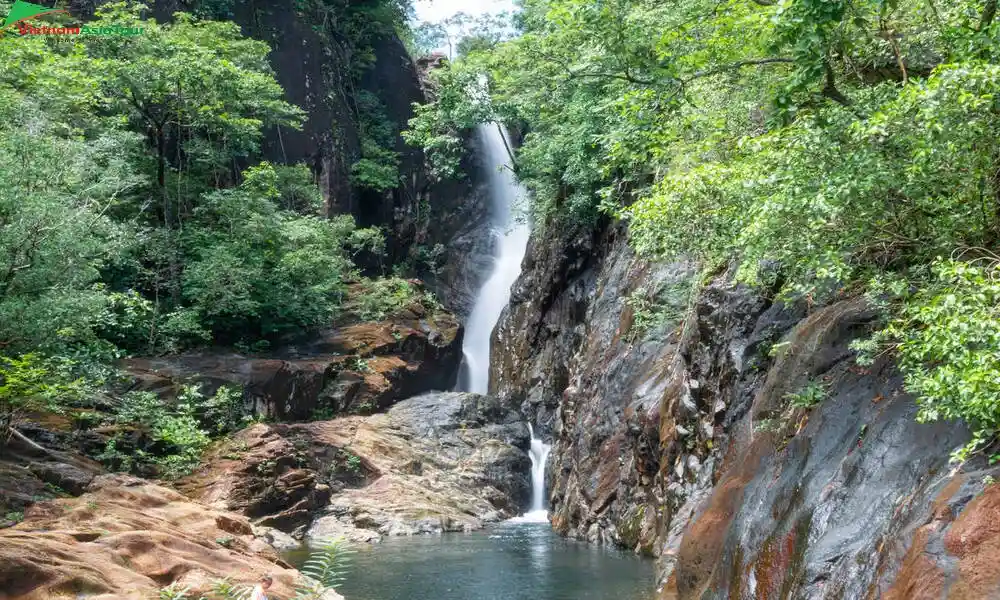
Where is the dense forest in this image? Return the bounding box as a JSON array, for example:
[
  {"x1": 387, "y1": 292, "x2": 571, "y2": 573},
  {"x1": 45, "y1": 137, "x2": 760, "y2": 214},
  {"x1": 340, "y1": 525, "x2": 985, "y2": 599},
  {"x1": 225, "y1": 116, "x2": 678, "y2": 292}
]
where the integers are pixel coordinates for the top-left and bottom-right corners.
[
  {"x1": 408, "y1": 0, "x2": 1000, "y2": 464},
  {"x1": 0, "y1": 0, "x2": 435, "y2": 479}
]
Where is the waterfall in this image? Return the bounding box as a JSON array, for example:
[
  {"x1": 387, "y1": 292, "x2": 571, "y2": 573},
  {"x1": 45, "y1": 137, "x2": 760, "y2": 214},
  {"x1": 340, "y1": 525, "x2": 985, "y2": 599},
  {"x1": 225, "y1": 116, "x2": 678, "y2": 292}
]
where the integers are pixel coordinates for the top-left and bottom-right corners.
[
  {"x1": 455, "y1": 124, "x2": 548, "y2": 523},
  {"x1": 508, "y1": 423, "x2": 551, "y2": 523},
  {"x1": 455, "y1": 123, "x2": 530, "y2": 394},
  {"x1": 527, "y1": 423, "x2": 552, "y2": 513}
]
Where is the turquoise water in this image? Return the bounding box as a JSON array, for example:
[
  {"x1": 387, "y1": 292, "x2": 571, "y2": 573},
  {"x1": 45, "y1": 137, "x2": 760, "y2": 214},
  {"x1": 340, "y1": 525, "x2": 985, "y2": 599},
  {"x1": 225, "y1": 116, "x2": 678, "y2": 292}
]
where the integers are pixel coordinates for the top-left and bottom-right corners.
[{"x1": 286, "y1": 521, "x2": 656, "y2": 600}]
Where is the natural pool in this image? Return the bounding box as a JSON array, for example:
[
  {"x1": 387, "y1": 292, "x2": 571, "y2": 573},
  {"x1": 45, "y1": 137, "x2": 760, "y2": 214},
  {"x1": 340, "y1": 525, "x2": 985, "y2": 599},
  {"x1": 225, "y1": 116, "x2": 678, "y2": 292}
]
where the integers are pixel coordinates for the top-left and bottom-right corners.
[{"x1": 285, "y1": 521, "x2": 657, "y2": 600}]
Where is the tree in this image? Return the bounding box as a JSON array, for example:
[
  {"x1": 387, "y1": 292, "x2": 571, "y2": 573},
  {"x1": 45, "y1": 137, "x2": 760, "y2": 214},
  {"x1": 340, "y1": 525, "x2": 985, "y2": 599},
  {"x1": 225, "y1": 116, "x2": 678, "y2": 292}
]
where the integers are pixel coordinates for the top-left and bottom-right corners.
[{"x1": 405, "y1": 0, "x2": 1000, "y2": 457}]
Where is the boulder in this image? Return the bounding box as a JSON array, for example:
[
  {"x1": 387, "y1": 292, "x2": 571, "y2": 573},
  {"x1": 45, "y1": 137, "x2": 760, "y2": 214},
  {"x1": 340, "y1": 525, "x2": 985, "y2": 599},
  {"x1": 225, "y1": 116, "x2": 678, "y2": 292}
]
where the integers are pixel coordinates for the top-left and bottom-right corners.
[
  {"x1": 0, "y1": 428, "x2": 103, "y2": 515},
  {"x1": 182, "y1": 392, "x2": 532, "y2": 543},
  {"x1": 307, "y1": 393, "x2": 530, "y2": 540},
  {"x1": 0, "y1": 474, "x2": 342, "y2": 600}
]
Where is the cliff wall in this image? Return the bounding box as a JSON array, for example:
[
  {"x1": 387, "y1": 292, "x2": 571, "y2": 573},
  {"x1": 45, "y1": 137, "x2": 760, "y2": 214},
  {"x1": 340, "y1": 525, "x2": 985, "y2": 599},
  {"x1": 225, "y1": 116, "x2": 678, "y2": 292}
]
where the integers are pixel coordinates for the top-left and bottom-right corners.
[{"x1": 492, "y1": 219, "x2": 1000, "y2": 598}]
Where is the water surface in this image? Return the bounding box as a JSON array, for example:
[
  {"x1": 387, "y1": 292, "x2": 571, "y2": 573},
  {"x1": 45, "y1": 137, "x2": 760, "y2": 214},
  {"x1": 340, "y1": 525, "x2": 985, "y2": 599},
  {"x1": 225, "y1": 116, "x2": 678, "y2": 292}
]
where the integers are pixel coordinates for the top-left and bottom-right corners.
[{"x1": 287, "y1": 521, "x2": 656, "y2": 600}]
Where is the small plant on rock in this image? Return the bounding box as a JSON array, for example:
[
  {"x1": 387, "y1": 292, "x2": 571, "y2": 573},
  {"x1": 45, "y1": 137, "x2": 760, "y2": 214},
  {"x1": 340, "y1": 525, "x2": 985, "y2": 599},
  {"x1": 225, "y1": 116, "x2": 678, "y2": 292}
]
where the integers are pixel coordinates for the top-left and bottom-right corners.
[
  {"x1": 211, "y1": 578, "x2": 252, "y2": 599},
  {"x1": 310, "y1": 406, "x2": 337, "y2": 421},
  {"x1": 158, "y1": 583, "x2": 194, "y2": 600},
  {"x1": 348, "y1": 357, "x2": 371, "y2": 373},
  {"x1": 785, "y1": 380, "x2": 827, "y2": 409}
]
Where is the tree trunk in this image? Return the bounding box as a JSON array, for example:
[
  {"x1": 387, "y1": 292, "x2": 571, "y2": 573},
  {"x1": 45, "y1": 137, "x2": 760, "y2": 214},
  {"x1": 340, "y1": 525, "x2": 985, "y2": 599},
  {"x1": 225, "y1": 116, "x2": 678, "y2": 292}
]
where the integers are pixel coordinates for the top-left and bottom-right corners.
[
  {"x1": 981, "y1": 0, "x2": 997, "y2": 30},
  {"x1": 156, "y1": 125, "x2": 181, "y2": 306}
]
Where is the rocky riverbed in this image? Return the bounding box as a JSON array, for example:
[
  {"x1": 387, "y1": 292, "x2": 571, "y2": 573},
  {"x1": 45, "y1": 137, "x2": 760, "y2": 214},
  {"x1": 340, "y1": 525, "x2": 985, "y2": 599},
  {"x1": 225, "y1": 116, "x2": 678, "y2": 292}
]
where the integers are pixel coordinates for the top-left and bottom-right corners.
[{"x1": 180, "y1": 392, "x2": 532, "y2": 544}]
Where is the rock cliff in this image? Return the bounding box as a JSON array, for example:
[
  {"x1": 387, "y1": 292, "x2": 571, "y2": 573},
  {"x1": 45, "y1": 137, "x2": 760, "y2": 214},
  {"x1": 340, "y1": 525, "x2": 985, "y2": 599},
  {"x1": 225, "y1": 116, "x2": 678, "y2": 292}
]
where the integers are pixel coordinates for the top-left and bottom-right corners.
[
  {"x1": 492, "y1": 219, "x2": 1000, "y2": 598},
  {"x1": 125, "y1": 298, "x2": 463, "y2": 421}
]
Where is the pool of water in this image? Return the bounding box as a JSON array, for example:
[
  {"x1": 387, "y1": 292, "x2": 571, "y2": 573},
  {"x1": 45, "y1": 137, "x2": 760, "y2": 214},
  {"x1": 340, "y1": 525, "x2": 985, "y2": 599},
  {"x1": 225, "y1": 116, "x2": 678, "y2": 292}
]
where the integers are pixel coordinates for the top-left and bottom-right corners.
[{"x1": 285, "y1": 521, "x2": 656, "y2": 600}]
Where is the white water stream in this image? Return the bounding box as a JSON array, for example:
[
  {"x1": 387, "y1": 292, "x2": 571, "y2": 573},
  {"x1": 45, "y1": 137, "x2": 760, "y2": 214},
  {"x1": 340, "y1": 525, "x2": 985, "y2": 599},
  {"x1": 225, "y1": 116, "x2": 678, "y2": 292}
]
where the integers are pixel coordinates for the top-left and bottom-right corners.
[
  {"x1": 508, "y1": 423, "x2": 553, "y2": 523},
  {"x1": 455, "y1": 124, "x2": 551, "y2": 520},
  {"x1": 456, "y1": 123, "x2": 530, "y2": 394}
]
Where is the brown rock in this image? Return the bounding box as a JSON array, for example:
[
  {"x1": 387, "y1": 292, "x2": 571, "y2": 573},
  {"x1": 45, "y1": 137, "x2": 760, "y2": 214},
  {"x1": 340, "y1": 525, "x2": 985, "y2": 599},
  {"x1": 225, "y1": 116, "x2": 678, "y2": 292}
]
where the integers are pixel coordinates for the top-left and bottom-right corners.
[
  {"x1": 124, "y1": 302, "x2": 463, "y2": 421},
  {"x1": 215, "y1": 514, "x2": 253, "y2": 536},
  {"x1": 0, "y1": 474, "x2": 340, "y2": 600},
  {"x1": 182, "y1": 392, "x2": 531, "y2": 543}
]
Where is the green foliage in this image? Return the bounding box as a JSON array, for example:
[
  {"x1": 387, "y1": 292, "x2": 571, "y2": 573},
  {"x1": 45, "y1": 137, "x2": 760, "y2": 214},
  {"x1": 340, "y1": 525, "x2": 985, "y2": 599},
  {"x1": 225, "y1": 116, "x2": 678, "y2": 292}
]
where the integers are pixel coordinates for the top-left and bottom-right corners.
[
  {"x1": 0, "y1": 2, "x2": 400, "y2": 359},
  {"x1": 310, "y1": 405, "x2": 337, "y2": 421},
  {"x1": 352, "y1": 91, "x2": 401, "y2": 192},
  {"x1": 403, "y1": 65, "x2": 495, "y2": 181},
  {"x1": 159, "y1": 584, "x2": 194, "y2": 600},
  {"x1": 107, "y1": 390, "x2": 210, "y2": 479},
  {"x1": 343, "y1": 452, "x2": 363, "y2": 473},
  {"x1": 295, "y1": 539, "x2": 355, "y2": 599},
  {"x1": 184, "y1": 163, "x2": 362, "y2": 341},
  {"x1": 855, "y1": 260, "x2": 1000, "y2": 463},
  {"x1": 103, "y1": 384, "x2": 242, "y2": 479},
  {"x1": 403, "y1": 0, "x2": 1000, "y2": 456},
  {"x1": 353, "y1": 277, "x2": 419, "y2": 321},
  {"x1": 0, "y1": 354, "x2": 92, "y2": 436},
  {"x1": 351, "y1": 151, "x2": 400, "y2": 192},
  {"x1": 3, "y1": 511, "x2": 23, "y2": 524},
  {"x1": 624, "y1": 277, "x2": 693, "y2": 341},
  {"x1": 785, "y1": 380, "x2": 828, "y2": 410},
  {"x1": 210, "y1": 579, "x2": 251, "y2": 600},
  {"x1": 347, "y1": 357, "x2": 371, "y2": 373},
  {"x1": 0, "y1": 90, "x2": 140, "y2": 357}
]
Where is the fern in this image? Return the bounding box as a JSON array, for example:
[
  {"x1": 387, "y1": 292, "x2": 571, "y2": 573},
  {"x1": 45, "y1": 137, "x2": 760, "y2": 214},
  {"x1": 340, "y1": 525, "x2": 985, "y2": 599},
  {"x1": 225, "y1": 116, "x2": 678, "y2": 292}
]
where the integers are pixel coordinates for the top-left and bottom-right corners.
[
  {"x1": 211, "y1": 578, "x2": 252, "y2": 600},
  {"x1": 159, "y1": 584, "x2": 198, "y2": 600},
  {"x1": 159, "y1": 578, "x2": 251, "y2": 600},
  {"x1": 294, "y1": 539, "x2": 355, "y2": 599}
]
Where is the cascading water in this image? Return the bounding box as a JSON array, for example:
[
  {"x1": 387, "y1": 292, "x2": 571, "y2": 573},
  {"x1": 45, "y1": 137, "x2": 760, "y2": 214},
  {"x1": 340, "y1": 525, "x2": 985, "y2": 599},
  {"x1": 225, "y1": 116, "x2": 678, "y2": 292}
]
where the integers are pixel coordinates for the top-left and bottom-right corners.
[
  {"x1": 525, "y1": 423, "x2": 552, "y2": 520},
  {"x1": 455, "y1": 123, "x2": 530, "y2": 394},
  {"x1": 453, "y1": 123, "x2": 551, "y2": 521},
  {"x1": 508, "y1": 423, "x2": 551, "y2": 523}
]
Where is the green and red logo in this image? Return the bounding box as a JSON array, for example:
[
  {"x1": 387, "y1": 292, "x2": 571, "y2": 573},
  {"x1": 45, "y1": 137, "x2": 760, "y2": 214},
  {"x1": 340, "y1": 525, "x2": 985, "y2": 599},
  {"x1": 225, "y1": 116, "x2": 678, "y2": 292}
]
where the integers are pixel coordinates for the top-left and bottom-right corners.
[{"x1": 1, "y1": 0, "x2": 144, "y2": 36}]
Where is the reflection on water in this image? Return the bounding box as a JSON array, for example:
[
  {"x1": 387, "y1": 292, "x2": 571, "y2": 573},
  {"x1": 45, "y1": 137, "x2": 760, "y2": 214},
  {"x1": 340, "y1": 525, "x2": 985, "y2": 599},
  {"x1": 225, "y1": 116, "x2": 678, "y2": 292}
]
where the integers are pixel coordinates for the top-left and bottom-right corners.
[{"x1": 285, "y1": 521, "x2": 656, "y2": 600}]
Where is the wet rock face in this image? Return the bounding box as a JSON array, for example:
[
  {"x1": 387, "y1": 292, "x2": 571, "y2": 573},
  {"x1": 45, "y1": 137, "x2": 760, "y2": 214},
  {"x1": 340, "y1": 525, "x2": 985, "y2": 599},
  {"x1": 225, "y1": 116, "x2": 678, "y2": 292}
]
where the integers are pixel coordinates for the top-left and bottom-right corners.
[
  {"x1": 182, "y1": 392, "x2": 531, "y2": 540},
  {"x1": 668, "y1": 300, "x2": 977, "y2": 599},
  {"x1": 495, "y1": 217, "x2": 996, "y2": 598},
  {"x1": 125, "y1": 302, "x2": 463, "y2": 421}
]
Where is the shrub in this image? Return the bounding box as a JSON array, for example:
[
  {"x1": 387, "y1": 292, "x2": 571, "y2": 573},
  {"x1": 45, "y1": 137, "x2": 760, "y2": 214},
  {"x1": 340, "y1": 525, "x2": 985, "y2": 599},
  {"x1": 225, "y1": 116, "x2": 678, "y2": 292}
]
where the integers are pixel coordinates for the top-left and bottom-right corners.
[
  {"x1": 354, "y1": 277, "x2": 418, "y2": 321},
  {"x1": 295, "y1": 539, "x2": 355, "y2": 599},
  {"x1": 857, "y1": 259, "x2": 1000, "y2": 463},
  {"x1": 0, "y1": 354, "x2": 92, "y2": 441},
  {"x1": 785, "y1": 380, "x2": 827, "y2": 410},
  {"x1": 103, "y1": 385, "x2": 243, "y2": 479}
]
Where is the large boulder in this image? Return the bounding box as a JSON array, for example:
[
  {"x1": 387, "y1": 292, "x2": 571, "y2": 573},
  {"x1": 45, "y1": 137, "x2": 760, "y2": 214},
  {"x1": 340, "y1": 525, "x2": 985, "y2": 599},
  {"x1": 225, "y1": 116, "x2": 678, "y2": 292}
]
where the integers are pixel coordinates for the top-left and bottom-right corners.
[
  {"x1": 0, "y1": 424, "x2": 103, "y2": 516},
  {"x1": 181, "y1": 392, "x2": 532, "y2": 541},
  {"x1": 309, "y1": 393, "x2": 532, "y2": 539},
  {"x1": 125, "y1": 301, "x2": 463, "y2": 421},
  {"x1": 0, "y1": 474, "x2": 342, "y2": 600}
]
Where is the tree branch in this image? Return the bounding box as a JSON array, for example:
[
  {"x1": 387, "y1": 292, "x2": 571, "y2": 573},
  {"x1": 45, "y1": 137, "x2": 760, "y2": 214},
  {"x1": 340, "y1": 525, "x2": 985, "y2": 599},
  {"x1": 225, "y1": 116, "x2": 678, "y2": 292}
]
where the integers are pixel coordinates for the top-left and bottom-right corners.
[
  {"x1": 681, "y1": 57, "x2": 795, "y2": 84},
  {"x1": 822, "y1": 61, "x2": 852, "y2": 106}
]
